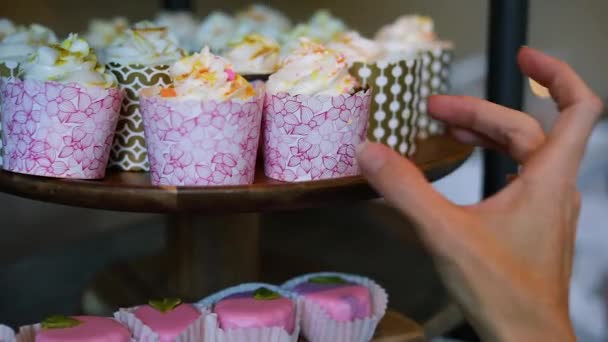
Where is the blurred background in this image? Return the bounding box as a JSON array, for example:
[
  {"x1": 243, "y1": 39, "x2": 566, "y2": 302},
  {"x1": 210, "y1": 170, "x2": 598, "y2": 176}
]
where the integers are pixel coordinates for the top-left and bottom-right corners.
[{"x1": 0, "y1": 0, "x2": 607, "y2": 341}]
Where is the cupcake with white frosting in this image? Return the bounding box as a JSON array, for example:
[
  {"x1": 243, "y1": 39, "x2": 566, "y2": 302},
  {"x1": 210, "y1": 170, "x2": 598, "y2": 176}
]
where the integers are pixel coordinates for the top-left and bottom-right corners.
[
  {"x1": 263, "y1": 39, "x2": 371, "y2": 182},
  {"x1": 193, "y1": 11, "x2": 236, "y2": 54},
  {"x1": 0, "y1": 18, "x2": 17, "y2": 41},
  {"x1": 375, "y1": 15, "x2": 454, "y2": 138},
  {"x1": 0, "y1": 324, "x2": 15, "y2": 342},
  {"x1": 326, "y1": 31, "x2": 383, "y2": 66},
  {"x1": 224, "y1": 34, "x2": 280, "y2": 81},
  {"x1": 154, "y1": 11, "x2": 199, "y2": 52},
  {"x1": 375, "y1": 15, "x2": 452, "y2": 62},
  {"x1": 84, "y1": 17, "x2": 129, "y2": 55},
  {"x1": 233, "y1": 4, "x2": 291, "y2": 42},
  {"x1": 1, "y1": 34, "x2": 122, "y2": 179},
  {"x1": 138, "y1": 48, "x2": 264, "y2": 186},
  {"x1": 0, "y1": 23, "x2": 57, "y2": 74},
  {"x1": 104, "y1": 21, "x2": 185, "y2": 171},
  {"x1": 280, "y1": 9, "x2": 348, "y2": 58}
]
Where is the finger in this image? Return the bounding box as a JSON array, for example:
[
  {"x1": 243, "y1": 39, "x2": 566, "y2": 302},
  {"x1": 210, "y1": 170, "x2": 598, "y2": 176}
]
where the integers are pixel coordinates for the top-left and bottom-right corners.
[
  {"x1": 518, "y1": 47, "x2": 599, "y2": 111},
  {"x1": 429, "y1": 95, "x2": 545, "y2": 163},
  {"x1": 518, "y1": 47, "x2": 604, "y2": 177},
  {"x1": 356, "y1": 141, "x2": 457, "y2": 229},
  {"x1": 448, "y1": 127, "x2": 502, "y2": 151}
]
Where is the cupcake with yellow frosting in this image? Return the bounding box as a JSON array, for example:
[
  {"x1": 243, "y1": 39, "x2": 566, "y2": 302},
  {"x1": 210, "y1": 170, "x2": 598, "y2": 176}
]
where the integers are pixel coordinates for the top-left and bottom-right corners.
[
  {"x1": 0, "y1": 34, "x2": 122, "y2": 179},
  {"x1": 138, "y1": 47, "x2": 264, "y2": 186},
  {"x1": 263, "y1": 39, "x2": 371, "y2": 182},
  {"x1": 104, "y1": 21, "x2": 185, "y2": 171},
  {"x1": 224, "y1": 34, "x2": 280, "y2": 81}
]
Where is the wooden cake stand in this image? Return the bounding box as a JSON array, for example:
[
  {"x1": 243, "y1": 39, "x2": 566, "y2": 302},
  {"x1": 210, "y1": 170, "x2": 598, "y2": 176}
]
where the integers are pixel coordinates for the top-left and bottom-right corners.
[{"x1": 0, "y1": 135, "x2": 472, "y2": 341}]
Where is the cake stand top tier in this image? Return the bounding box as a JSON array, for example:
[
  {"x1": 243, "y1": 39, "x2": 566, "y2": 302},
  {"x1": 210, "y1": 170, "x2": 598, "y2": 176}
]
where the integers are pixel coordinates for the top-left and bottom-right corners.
[{"x1": 0, "y1": 136, "x2": 472, "y2": 213}]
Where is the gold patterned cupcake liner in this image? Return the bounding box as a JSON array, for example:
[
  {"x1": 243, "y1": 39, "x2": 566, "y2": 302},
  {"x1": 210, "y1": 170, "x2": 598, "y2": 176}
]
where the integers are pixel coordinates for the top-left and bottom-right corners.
[
  {"x1": 351, "y1": 59, "x2": 422, "y2": 157},
  {"x1": 106, "y1": 62, "x2": 173, "y2": 172},
  {"x1": 417, "y1": 47, "x2": 453, "y2": 139},
  {"x1": 0, "y1": 61, "x2": 20, "y2": 167}
]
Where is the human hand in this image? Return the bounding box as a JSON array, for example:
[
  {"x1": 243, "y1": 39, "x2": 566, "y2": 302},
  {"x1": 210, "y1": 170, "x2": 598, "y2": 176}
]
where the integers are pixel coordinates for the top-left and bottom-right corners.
[{"x1": 357, "y1": 47, "x2": 604, "y2": 341}]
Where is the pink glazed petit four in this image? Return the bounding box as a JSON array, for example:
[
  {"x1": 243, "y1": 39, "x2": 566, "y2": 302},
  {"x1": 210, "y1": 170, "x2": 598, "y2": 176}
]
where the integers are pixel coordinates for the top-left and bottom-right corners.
[
  {"x1": 132, "y1": 298, "x2": 201, "y2": 342},
  {"x1": 35, "y1": 316, "x2": 130, "y2": 342},
  {"x1": 213, "y1": 287, "x2": 296, "y2": 333},
  {"x1": 292, "y1": 275, "x2": 372, "y2": 322}
]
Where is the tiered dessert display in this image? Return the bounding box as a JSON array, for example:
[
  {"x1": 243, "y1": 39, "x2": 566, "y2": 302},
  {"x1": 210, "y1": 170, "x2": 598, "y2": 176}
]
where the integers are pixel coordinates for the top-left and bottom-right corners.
[{"x1": 0, "y1": 5, "x2": 469, "y2": 341}]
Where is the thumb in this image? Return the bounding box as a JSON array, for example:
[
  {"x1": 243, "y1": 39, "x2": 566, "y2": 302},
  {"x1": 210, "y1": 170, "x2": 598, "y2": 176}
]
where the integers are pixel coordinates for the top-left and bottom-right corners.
[{"x1": 357, "y1": 141, "x2": 456, "y2": 228}]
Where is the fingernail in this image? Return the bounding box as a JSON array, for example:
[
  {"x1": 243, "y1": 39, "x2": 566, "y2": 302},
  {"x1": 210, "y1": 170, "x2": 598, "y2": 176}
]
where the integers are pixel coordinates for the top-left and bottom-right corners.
[{"x1": 356, "y1": 141, "x2": 388, "y2": 174}]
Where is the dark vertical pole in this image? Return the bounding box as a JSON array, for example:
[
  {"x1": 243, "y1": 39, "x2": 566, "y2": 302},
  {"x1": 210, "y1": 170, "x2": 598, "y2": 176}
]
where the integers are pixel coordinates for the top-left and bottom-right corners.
[
  {"x1": 484, "y1": 0, "x2": 529, "y2": 197},
  {"x1": 162, "y1": 0, "x2": 192, "y2": 11}
]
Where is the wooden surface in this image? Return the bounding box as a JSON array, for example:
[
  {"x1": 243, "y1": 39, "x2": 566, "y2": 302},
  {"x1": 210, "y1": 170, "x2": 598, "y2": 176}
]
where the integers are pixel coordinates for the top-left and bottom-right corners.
[{"x1": 0, "y1": 136, "x2": 472, "y2": 213}]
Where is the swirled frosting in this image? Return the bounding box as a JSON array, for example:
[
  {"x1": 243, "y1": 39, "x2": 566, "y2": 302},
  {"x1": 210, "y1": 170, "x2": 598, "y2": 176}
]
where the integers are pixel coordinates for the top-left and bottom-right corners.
[
  {"x1": 224, "y1": 34, "x2": 280, "y2": 75},
  {"x1": 161, "y1": 47, "x2": 255, "y2": 101},
  {"x1": 85, "y1": 17, "x2": 129, "y2": 50},
  {"x1": 0, "y1": 18, "x2": 17, "y2": 41},
  {"x1": 266, "y1": 39, "x2": 357, "y2": 96},
  {"x1": 0, "y1": 23, "x2": 57, "y2": 63},
  {"x1": 104, "y1": 21, "x2": 184, "y2": 66},
  {"x1": 193, "y1": 11, "x2": 236, "y2": 53},
  {"x1": 21, "y1": 33, "x2": 116, "y2": 87},
  {"x1": 326, "y1": 31, "x2": 383, "y2": 65}
]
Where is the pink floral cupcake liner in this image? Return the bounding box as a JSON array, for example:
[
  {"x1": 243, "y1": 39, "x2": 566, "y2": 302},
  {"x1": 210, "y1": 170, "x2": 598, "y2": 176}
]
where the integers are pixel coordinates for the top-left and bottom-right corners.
[
  {"x1": 0, "y1": 78, "x2": 122, "y2": 179},
  {"x1": 263, "y1": 90, "x2": 371, "y2": 182},
  {"x1": 139, "y1": 86, "x2": 264, "y2": 187}
]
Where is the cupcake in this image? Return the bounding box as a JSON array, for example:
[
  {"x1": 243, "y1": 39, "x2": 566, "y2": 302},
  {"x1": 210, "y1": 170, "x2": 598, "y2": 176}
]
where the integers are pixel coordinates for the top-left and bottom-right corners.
[
  {"x1": 263, "y1": 39, "x2": 371, "y2": 182},
  {"x1": 0, "y1": 324, "x2": 15, "y2": 342},
  {"x1": 326, "y1": 31, "x2": 383, "y2": 66},
  {"x1": 154, "y1": 11, "x2": 199, "y2": 52},
  {"x1": 193, "y1": 11, "x2": 236, "y2": 54},
  {"x1": 104, "y1": 21, "x2": 184, "y2": 171},
  {"x1": 0, "y1": 23, "x2": 57, "y2": 71},
  {"x1": 1, "y1": 34, "x2": 121, "y2": 179},
  {"x1": 282, "y1": 273, "x2": 388, "y2": 342},
  {"x1": 224, "y1": 34, "x2": 280, "y2": 81},
  {"x1": 138, "y1": 47, "x2": 264, "y2": 186},
  {"x1": 18, "y1": 315, "x2": 131, "y2": 342},
  {"x1": 0, "y1": 23, "x2": 57, "y2": 167},
  {"x1": 375, "y1": 15, "x2": 453, "y2": 138},
  {"x1": 280, "y1": 10, "x2": 347, "y2": 58},
  {"x1": 84, "y1": 17, "x2": 129, "y2": 56},
  {"x1": 233, "y1": 4, "x2": 292, "y2": 42},
  {"x1": 0, "y1": 18, "x2": 17, "y2": 41},
  {"x1": 197, "y1": 283, "x2": 300, "y2": 342},
  {"x1": 115, "y1": 298, "x2": 206, "y2": 341}
]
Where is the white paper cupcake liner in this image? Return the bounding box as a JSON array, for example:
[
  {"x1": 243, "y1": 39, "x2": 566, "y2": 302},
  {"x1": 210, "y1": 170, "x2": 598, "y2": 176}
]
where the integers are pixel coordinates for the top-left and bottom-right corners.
[
  {"x1": 282, "y1": 272, "x2": 388, "y2": 342},
  {"x1": 0, "y1": 324, "x2": 15, "y2": 342},
  {"x1": 114, "y1": 305, "x2": 207, "y2": 342},
  {"x1": 197, "y1": 283, "x2": 302, "y2": 342}
]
